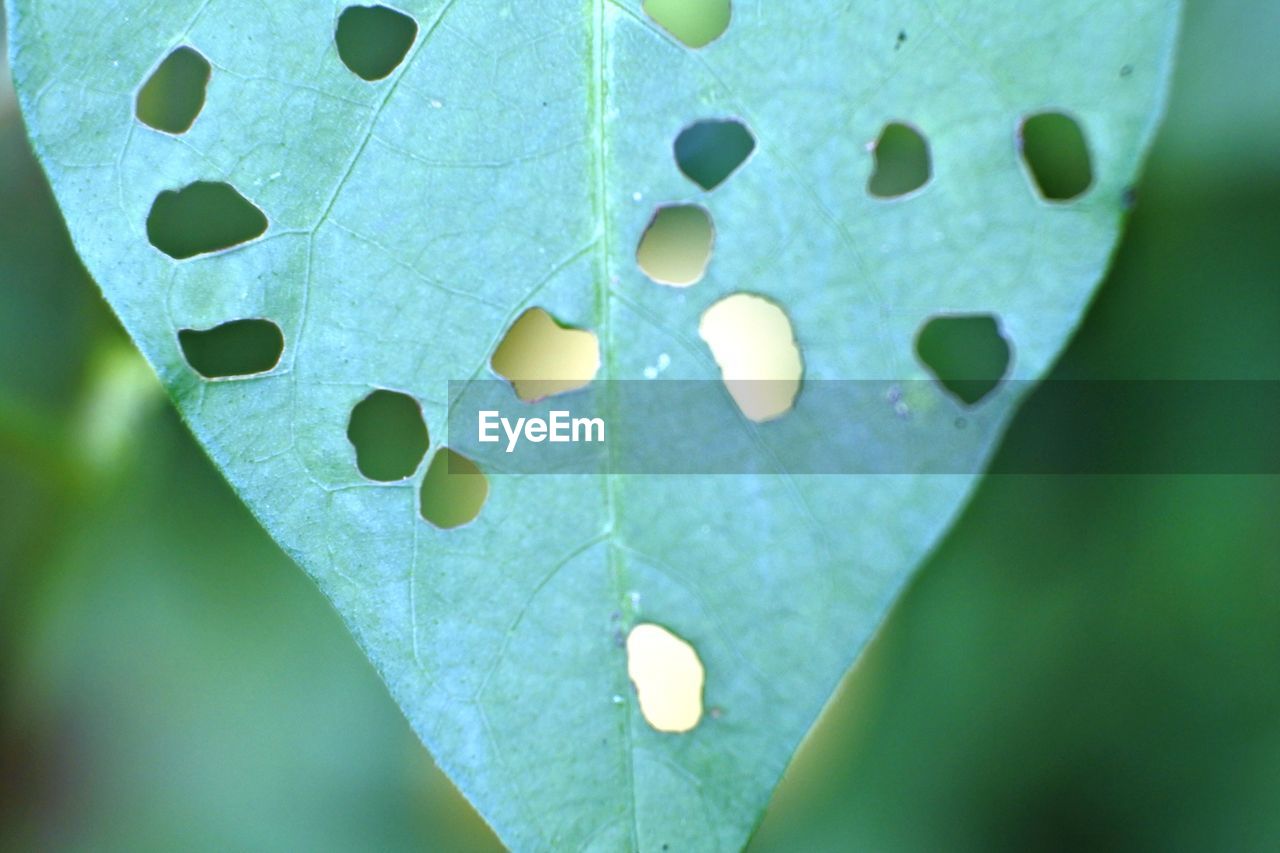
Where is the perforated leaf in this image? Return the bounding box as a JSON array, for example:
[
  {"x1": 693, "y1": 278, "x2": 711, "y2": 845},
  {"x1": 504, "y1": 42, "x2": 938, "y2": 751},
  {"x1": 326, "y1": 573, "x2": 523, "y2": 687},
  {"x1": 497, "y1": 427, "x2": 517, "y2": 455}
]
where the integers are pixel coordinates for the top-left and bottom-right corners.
[{"x1": 7, "y1": 1, "x2": 1180, "y2": 849}]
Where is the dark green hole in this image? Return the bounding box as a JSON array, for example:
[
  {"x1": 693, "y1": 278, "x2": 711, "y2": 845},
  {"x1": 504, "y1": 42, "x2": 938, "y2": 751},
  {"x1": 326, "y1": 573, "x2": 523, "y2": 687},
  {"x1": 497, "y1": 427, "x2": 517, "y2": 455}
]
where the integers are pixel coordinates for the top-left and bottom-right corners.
[
  {"x1": 347, "y1": 390, "x2": 430, "y2": 482},
  {"x1": 420, "y1": 449, "x2": 488, "y2": 529},
  {"x1": 136, "y1": 46, "x2": 211, "y2": 134},
  {"x1": 868, "y1": 122, "x2": 931, "y2": 199},
  {"x1": 916, "y1": 315, "x2": 1012, "y2": 406},
  {"x1": 147, "y1": 182, "x2": 268, "y2": 260},
  {"x1": 642, "y1": 0, "x2": 731, "y2": 48},
  {"x1": 1020, "y1": 111, "x2": 1094, "y2": 202},
  {"x1": 179, "y1": 319, "x2": 283, "y2": 379},
  {"x1": 675, "y1": 119, "x2": 755, "y2": 191},
  {"x1": 336, "y1": 5, "x2": 418, "y2": 81}
]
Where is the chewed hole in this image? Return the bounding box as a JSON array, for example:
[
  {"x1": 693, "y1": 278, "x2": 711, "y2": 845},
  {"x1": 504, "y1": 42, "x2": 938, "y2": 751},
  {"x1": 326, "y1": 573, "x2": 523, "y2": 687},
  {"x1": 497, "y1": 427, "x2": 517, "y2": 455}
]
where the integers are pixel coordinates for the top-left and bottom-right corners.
[
  {"x1": 147, "y1": 182, "x2": 268, "y2": 260},
  {"x1": 178, "y1": 319, "x2": 283, "y2": 379},
  {"x1": 135, "y1": 46, "x2": 211, "y2": 134},
  {"x1": 491, "y1": 308, "x2": 600, "y2": 403},
  {"x1": 675, "y1": 118, "x2": 756, "y2": 191},
  {"x1": 916, "y1": 314, "x2": 1012, "y2": 406},
  {"x1": 1019, "y1": 111, "x2": 1094, "y2": 202},
  {"x1": 642, "y1": 0, "x2": 731, "y2": 49},
  {"x1": 347, "y1": 390, "x2": 429, "y2": 482},
  {"x1": 698, "y1": 293, "x2": 803, "y2": 423},
  {"x1": 868, "y1": 122, "x2": 931, "y2": 199},
  {"x1": 420, "y1": 449, "x2": 488, "y2": 530},
  {"x1": 626, "y1": 623, "x2": 705, "y2": 734},
  {"x1": 636, "y1": 205, "x2": 715, "y2": 287},
  {"x1": 336, "y1": 5, "x2": 418, "y2": 81}
]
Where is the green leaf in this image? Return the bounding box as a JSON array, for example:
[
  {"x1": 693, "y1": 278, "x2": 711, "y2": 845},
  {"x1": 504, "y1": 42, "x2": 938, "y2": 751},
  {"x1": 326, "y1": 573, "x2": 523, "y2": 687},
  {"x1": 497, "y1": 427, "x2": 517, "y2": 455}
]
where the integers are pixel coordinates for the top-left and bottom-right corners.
[{"x1": 6, "y1": 1, "x2": 1179, "y2": 849}]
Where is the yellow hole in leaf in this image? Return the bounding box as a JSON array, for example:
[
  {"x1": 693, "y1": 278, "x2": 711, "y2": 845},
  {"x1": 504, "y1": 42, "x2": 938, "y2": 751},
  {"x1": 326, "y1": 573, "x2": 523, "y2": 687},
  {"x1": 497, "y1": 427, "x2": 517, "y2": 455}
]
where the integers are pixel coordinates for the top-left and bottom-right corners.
[
  {"x1": 642, "y1": 0, "x2": 731, "y2": 49},
  {"x1": 698, "y1": 293, "x2": 803, "y2": 422},
  {"x1": 636, "y1": 205, "x2": 715, "y2": 287},
  {"x1": 491, "y1": 308, "x2": 600, "y2": 402},
  {"x1": 419, "y1": 448, "x2": 488, "y2": 530},
  {"x1": 626, "y1": 623, "x2": 705, "y2": 734}
]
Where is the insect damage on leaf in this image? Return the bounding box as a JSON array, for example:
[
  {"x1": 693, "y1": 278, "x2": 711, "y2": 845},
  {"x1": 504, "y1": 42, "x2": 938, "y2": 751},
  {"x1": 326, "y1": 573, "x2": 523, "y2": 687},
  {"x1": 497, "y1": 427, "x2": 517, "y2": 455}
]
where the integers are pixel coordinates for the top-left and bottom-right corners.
[
  {"x1": 868, "y1": 121, "x2": 932, "y2": 199},
  {"x1": 674, "y1": 118, "x2": 756, "y2": 191},
  {"x1": 490, "y1": 308, "x2": 601, "y2": 403},
  {"x1": 146, "y1": 181, "x2": 268, "y2": 259},
  {"x1": 699, "y1": 293, "x2": 804, "y2": 423},
  {"x1": 335, "y1": 4, "x2": 418, "y2": 82},
  {"x1": 642, "y1": 0, "x2": 731, "y2": 49},
  {"x1": 347, "y1": 389, "x2": 430, "y2": 482},
  {"x1": 9, "y1": 0, "x2": 1181, "y2": 848},
  {"x1": 636, "y1": 204, "x2": 716, "y2": 287},
  {"x1": 135, "y1": 46, "x2": 210, "y2": 134},
  {"x1": 627, "y1": 622, "x2": 706, "y2": 734},
  {"x1": 1020, "y1": 111, "x2": 1096, "y2": 202},
  {"x1": 420, "y1": 448, "x2": 488, "y2": 530},
  {"x1": 178, "y1": 319, "x2": 284, "y2": 380},
  {"x1": 916, "y1": 315, "x2": 1013, "y2": 407}
]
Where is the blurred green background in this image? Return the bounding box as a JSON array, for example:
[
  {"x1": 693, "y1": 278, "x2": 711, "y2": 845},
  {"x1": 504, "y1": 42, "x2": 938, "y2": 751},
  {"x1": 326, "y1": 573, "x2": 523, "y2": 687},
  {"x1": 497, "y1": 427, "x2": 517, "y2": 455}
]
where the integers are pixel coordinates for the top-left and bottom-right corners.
[{"x1": 2, "y1": 2, "x2": 1278, "y2": 849}]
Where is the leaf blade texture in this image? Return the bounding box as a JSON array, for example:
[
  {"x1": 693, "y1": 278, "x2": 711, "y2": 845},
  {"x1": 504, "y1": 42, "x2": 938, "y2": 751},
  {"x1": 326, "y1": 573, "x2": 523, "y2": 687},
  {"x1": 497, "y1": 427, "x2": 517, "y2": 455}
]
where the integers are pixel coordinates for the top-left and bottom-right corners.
[{"x1": 8, "y1": 1, "x2": 1180, "y2": 848}]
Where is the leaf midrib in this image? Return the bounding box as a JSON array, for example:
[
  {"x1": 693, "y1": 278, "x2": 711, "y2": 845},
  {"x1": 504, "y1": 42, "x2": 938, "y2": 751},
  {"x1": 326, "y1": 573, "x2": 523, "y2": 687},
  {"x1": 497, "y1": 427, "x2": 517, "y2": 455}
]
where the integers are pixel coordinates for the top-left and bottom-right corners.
[{"x1": 589, "y1": 0, "x2": 642, "y2": 849}]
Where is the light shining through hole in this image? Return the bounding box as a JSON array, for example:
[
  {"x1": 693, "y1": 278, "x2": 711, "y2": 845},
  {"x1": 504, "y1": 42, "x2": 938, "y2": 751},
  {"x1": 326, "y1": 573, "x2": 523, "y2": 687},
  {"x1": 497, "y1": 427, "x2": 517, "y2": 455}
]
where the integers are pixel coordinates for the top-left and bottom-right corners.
[{"x1": 626, "y1": 623, "x2": 705, "y2": 734}]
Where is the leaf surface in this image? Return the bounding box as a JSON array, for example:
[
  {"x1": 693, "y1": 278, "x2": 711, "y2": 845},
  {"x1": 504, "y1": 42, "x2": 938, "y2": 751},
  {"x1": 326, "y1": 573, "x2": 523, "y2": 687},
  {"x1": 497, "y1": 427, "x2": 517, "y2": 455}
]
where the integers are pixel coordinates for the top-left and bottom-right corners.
[{"x1": 7, "y1": 1, "x2": 1179, "y2": 849}]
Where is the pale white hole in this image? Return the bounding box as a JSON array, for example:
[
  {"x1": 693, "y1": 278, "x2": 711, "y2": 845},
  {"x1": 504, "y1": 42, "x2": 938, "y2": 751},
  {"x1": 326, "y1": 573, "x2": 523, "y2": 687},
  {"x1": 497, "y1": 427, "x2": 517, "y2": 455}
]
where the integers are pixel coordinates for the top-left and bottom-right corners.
[
  {"x1": 698, "y1": 293, "x2": 803, "y2": 422},
  {"x1": 626, "y1": 623, "x2": 705, "y2": 734}
]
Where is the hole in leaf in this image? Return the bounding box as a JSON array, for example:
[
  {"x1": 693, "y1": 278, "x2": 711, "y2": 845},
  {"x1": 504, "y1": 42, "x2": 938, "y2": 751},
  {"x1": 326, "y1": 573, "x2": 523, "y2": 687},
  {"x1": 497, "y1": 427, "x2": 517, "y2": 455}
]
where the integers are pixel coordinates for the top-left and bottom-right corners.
[
  {"x1": 674, "y1": 118, "x2": 756, "y2": 191},
  {"x1": 636, "y1": 205, "x2": 715, "y2": 287},
  {"x1": 347, "y1": 390, "x2": 429, "y2": 482},
  {"x1": 336, "y1": 5, "x2": 418, "y2": 81},
  {"x1": 1019, "y1": 111, "x2": 1094, "y2": 202},
  {"x1": 147, "y1": 182, "x2": 268, "y2": 260},
  {"x1": 916, "y1": 314, "x2": 1012, "y2": 406},
  {"x1": 420, "y1": 449, "x2": 488, "y2": 530},
  {"x1": 626, "y1": 623, "x2": 705, "y2": 734},
  {"x1": 135, "y1": 46, "x2": 211, "y2": 134},
  {"x1": 868, "y1": 122, "x2": 931, "y2": 199},
  {"x1": 491, "y1": 308, "x2": 601, "y2": 403},
  {"x1": 698, "y1": 293, "x2": 803, "y2": 423},
  {"x1": 642, "y1": 0, "x2": 731, "y2": 49},
  {"x1": 178, "y1": 319, "x2": 283, "y2": 379}
]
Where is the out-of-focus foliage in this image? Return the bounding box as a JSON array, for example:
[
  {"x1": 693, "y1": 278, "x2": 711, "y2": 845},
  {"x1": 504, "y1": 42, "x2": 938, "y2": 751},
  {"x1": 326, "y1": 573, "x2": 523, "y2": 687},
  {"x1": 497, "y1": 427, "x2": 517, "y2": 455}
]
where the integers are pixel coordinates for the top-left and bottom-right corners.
[{"x1": 2, "y1": 1, "x2": 1277, "y2": 850}]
